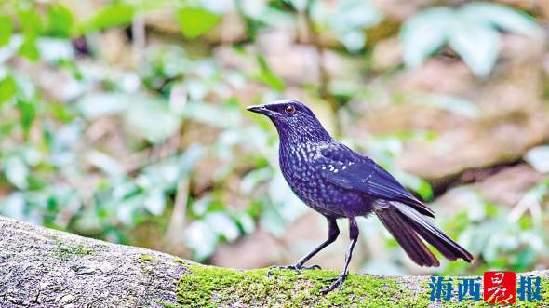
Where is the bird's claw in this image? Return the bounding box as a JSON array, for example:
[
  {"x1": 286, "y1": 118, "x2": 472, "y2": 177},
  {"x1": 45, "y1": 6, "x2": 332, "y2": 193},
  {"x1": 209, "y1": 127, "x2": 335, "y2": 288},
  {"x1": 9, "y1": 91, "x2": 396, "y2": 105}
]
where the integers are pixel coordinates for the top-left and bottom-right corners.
[
  {"x1": 321, "y1": 274, "x2": 347, "y2": 294},
  {"x1": 267, "y1": 263, "x2": 321, "y2": 276},
  {"x1": 294, "y1": 264, "x2": 322, "y2": 271}
]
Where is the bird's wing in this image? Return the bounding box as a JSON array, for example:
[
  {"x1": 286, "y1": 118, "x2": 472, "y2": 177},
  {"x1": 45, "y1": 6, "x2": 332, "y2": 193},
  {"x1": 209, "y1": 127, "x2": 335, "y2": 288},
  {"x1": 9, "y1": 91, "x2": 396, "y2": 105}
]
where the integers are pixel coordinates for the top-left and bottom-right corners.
[{"x1": 318, "y1": 144, "x2": 435, "y2": 218}]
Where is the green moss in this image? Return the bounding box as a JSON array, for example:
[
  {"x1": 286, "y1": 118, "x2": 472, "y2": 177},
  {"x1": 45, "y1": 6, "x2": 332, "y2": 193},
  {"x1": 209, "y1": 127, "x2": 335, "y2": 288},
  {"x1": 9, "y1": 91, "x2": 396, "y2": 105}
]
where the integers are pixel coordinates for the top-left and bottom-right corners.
[
  {"x1": 176, "y1": 264, "x2": 421, "y2": 307},
  {"x1": 54, "y1": 242, "x2": 94, "y2": 260},
  {"x1": 175, "y1": 265, "x2": 549, "y2": 307},
  {"x1": 160, "y1": 301, "x2": 180, "y2": 308},
  {"x1": 139, "y1": 254, "x2": 154, "y2": 262}
]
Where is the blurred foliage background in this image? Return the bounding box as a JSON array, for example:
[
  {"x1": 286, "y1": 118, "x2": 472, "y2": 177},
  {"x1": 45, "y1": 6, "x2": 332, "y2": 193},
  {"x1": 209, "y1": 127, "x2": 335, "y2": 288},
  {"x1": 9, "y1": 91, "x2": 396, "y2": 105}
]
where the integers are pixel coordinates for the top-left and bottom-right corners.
[{"x1": 0, "y1": 0, "x2": 547, "y2": 276}]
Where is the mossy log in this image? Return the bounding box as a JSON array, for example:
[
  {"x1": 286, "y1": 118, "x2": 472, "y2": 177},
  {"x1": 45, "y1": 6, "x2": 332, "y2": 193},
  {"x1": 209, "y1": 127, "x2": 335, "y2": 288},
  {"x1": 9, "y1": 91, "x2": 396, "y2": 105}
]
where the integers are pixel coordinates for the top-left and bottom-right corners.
[{"x1": 0, "y1": 215, "x2": 547, "y2": 307}]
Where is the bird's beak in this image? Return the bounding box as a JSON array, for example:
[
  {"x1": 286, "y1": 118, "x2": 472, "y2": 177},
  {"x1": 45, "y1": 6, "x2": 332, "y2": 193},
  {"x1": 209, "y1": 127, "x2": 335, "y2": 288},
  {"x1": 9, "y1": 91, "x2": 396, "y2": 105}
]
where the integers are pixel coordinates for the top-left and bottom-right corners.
[{"x1": 247, "y1": 105, "x2": 271, "y2": 115}]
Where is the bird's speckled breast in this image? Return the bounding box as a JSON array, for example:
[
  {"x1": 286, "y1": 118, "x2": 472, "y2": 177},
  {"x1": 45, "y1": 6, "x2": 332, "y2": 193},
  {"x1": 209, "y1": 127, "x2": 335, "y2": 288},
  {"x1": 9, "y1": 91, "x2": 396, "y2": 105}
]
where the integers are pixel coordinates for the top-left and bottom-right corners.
[{"x1": 279, "y1": 142, "x2": 370, "y2": 218}]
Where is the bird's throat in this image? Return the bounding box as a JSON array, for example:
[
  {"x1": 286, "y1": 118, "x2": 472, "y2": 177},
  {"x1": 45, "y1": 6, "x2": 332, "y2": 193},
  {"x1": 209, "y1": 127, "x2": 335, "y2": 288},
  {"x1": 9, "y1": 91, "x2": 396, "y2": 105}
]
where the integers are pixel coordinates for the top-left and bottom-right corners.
[{"x1": 274, "y1": 121, "x2": 331, "y2": 146}]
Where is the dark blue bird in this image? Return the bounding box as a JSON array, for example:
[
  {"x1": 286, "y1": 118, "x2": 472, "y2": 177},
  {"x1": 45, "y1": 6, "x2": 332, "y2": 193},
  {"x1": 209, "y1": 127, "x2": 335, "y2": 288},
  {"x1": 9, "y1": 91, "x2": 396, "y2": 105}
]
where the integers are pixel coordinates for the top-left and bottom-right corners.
[{"x1": 248, "y1": 99, "x2": 473, "y2": 293}]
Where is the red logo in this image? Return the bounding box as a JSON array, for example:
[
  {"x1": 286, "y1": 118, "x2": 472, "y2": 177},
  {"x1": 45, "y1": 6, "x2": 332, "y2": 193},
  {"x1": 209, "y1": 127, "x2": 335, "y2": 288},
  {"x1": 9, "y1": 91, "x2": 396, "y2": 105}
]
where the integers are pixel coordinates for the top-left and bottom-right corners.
[{"x1": 484, "y1": 272, "x2": 516, "y2": 304}]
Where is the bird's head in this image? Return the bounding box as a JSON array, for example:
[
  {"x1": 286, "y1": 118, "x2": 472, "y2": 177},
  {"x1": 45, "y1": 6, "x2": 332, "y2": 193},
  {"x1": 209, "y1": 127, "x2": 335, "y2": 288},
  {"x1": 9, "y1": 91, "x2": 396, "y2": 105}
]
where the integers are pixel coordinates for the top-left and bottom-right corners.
[{"x1": 247, "y1": 99, "x2": 331, "y2": 143}]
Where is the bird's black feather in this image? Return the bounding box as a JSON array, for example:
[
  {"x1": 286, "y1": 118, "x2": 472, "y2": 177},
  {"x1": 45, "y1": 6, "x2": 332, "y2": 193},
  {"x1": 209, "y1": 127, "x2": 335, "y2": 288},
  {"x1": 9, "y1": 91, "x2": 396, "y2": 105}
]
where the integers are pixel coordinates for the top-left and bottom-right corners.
[
  {"x1": 376, "y1": 208, "x2": 439, "y2": 266},
  {"x1": 318, "y1": 144, "x2": 435, "y2": 218}
]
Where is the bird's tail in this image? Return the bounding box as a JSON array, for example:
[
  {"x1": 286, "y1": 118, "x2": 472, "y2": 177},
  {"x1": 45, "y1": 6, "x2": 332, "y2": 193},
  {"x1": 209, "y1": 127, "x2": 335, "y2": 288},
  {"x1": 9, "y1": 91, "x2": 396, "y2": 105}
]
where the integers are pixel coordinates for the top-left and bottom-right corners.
[{"x1": 375, "y1": 202, "x2": 473, "y2": 267}]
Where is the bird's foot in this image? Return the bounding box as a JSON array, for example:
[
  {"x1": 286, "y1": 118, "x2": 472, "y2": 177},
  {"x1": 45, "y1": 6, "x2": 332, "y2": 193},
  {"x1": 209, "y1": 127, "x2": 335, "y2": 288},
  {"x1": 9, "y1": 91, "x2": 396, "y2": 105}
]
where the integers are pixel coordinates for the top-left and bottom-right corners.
[
  {"x1": 286, "y1": 263, "x2": 322, "y2": 271},
  {"x1": 320, "y1": 273, "x2": 347, "y2": 294},
  {"x1": 267, "y1": 263, "x2": 321, "y2": 276}
]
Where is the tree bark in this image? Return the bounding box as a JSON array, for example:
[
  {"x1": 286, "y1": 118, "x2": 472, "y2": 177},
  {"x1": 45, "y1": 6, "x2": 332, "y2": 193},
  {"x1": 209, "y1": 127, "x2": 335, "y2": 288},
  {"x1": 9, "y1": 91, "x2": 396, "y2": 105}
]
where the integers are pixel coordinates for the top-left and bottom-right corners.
[
  {"x1": 0, "y1": 215, "x2": 547, "y2": 307},
  {"x1": 0, "y1": 216, "x2": 186, "y2": 307}
]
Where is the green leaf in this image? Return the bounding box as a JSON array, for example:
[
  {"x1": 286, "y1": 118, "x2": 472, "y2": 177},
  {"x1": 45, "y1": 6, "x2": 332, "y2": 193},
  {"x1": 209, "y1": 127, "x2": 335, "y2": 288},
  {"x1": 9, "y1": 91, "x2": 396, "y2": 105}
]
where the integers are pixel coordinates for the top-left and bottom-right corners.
[
  {"x1": 449, "y1": 19, "x2": 501, "y2": 77},
  {"x1": 144, "y1": 190, "x2": 166, "y2": 216},
  {"x1": 256, "y1": 55, "x2": 285, "y2": 91},
  {"x1": 260, "y1": 202, "x2": 287, "y2": 236},
  {"x1": 78, "y1": 93, "x2": 130, "y2": 118},
  {"x1": 17, "y1": 99, "x2": 36, "y2": 137},
  {"x1": 18, "y1": 35, "x2": 40, "y2": 60},
  {"x1": 461, "y1": 3, "x2": 541, "y2": 37},
  {"x1": 47, "y1": 4, "x2": 74, "y2": 37},
  {"x1": 1, "y1": 194, "x2": 25, "y2": 220},
  {"x1": 284, "y1": 0, "x2": 307, "y2": 11},
  {"x1": 86, "y1": 151, "x2": 124, "y2": 177},
  {"x1": 514, "y1": 248, "x2": 536, "y2": 271},
  {"x1": 0, "y1": 76, "x2": 16, "y2": 105},
  {"x1": 240, "y1": 167, "x2": 272, "y2": 194},
  {"x1": 182, "y1": 102, "x2": 241, "y2": 128},
  {"x1": 16, "y1": 9, "x2": 42, "y2": 61},
  {"x1": 340, "y1": 31, "x2": 366, "y2": 52},
  {"x1": 234, "y1": 212, "x2": 255, "y2": 234},
  {"x1": 402, "y1": 3, "x2": 539, "y2": 76},
  {"x1": 125, "y1": 96, "x2": 181, "y2": 142},
  {"x1": 48, "y1": 101, "x2": 74, "y2": 123},
  {"x1": 332, "y1": 0, "x2": 381, "y2": 30},
  {"x1": 79, "y1": 3, "x2": 135, "y2": 33},
  {"x1": 0, "y1": 15, "x2": 12, "y2": 46},
  {"x1": 4, "y1": 156, "x2": 28, "y2": 189},
  {"x1": 313, "y1": 0, "x2": 381, "y2": 51},
  {"x1": 18, "y1": 9, "x2": 43, "y2": 35},
  {"x1": 206, "y1": 212, "x2": 240, "y2": 242},
  {"x1": 37, "y1": 38, "x2": 74, "y2": 62},
  {"x1": 185, "y1": 220, "x2": 218, "y2": 260},
  {"x1": 176, "y1": 6, "x2": 220, "y2": 39},
  {"x1": 401, "y1": 8, "x2": 453, "y2": 68}
]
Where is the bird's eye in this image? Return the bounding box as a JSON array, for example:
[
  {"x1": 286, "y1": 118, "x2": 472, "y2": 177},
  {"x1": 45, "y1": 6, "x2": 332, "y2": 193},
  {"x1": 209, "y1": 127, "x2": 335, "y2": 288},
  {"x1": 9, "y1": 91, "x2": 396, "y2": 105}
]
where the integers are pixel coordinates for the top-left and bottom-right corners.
[{"x1": 285, "y1": 105, "x2": 296, "y2": 114}]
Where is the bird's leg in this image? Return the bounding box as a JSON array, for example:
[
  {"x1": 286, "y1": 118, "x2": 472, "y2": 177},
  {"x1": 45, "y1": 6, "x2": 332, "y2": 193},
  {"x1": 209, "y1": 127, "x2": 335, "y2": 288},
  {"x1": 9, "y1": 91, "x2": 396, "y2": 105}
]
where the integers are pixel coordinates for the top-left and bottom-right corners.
[
  {"x1": 321, "y1": 218, "x2": 358, "y2": 294},
  {"x1": 292, "y1": 218, "x2": 340, "y2": 270},
  {"x1": 270, "y1": 219, "x2": 339, "y2": 273}
]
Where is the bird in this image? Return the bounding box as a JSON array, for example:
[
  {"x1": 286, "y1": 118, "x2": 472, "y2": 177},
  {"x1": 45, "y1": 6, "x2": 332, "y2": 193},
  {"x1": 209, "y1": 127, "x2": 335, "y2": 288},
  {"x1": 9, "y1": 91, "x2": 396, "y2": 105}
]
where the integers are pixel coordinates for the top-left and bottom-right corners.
[{"x1": 247, "y1": 99, "x2": 473, "y2": 293}]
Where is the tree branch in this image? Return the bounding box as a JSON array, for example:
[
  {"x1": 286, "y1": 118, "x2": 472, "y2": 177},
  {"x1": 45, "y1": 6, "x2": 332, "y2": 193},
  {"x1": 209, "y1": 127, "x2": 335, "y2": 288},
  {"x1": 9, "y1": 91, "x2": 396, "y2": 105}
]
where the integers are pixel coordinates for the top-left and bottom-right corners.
[{"x1": 0, "y1": 216, "x2": 546, "y2": 307}]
